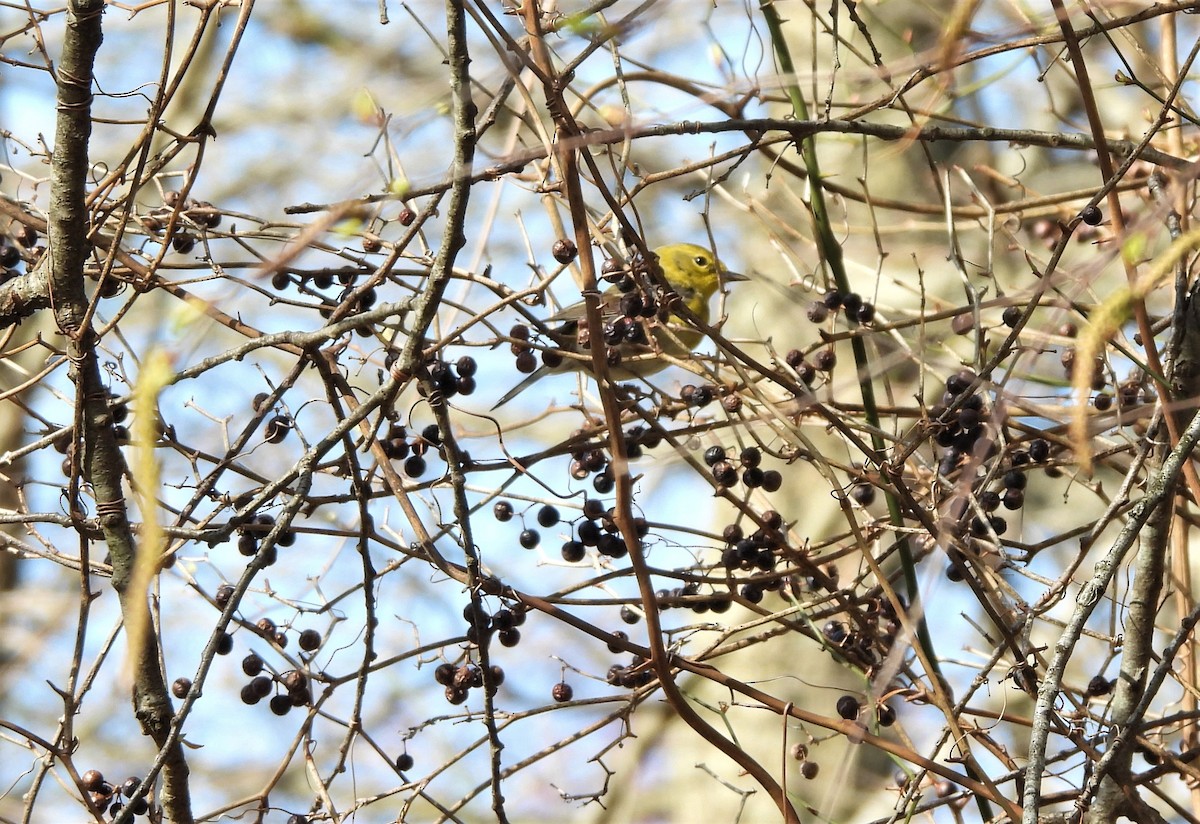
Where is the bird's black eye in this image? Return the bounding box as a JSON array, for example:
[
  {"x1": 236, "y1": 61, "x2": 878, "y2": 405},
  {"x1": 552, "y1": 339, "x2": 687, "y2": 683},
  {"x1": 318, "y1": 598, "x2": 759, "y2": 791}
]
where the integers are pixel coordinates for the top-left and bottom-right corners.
[{"x1": 694, "y1": 255, "x2": 709, "y2": 268}]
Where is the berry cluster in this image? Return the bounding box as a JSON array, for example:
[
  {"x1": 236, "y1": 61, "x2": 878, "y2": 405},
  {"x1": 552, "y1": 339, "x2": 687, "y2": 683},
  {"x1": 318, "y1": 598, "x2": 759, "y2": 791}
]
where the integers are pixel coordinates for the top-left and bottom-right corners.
[
  {"x1": 0, "y1": 222, "x2": 39, "y2": 284},
  {"x1": 81, "y1": 770, "x2": 152, "y2": 819},
  {"x1": 238, "y1": 650, "x2": 312, "y2": 716},
  {"x1": 140, "y1": 190, "x2": 222, "y2": 257},
  {"x1": 433, "y1": 658, "x2": 506, "y2": 705},
  {"x1": 807, "y1": 288, "x2": 876, "y2": 325},
  {"x1": 703, "y1": 445, "x2": 782, "y2": 493},
  {"x1": 234, "y1": 513, "x2": 296, "y2": 566},
  {"x1": 378, "y1": 420, "x2": 444, "y2": 479}
]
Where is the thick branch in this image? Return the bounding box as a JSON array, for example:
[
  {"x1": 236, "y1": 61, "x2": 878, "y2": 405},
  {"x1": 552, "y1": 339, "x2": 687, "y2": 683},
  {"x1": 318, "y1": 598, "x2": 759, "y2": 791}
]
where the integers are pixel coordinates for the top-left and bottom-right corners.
[{"x1": 49, "y1": 2, "x2": 192, "y2": 821}]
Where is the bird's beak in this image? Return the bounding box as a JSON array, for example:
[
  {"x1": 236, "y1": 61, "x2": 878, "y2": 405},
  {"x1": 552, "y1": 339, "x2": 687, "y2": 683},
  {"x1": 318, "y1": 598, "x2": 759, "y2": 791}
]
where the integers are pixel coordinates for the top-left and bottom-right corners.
[{"x1": 722, "y1": 269, "x2": 750, "y2": 283}]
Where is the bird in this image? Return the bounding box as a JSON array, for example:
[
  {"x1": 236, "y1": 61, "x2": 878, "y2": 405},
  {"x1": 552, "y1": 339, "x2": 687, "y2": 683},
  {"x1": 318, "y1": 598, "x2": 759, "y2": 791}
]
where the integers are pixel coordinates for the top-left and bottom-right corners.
[{"x1": 492, "y1": 242, "x2": 747, "y2": 409}]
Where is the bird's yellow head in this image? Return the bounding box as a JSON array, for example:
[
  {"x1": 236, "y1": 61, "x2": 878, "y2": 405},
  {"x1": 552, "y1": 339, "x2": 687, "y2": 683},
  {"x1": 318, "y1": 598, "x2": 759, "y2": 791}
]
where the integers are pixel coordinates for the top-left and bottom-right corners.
[{"x1": 654, "y1": 243, "x2": 747, "y2": 317}]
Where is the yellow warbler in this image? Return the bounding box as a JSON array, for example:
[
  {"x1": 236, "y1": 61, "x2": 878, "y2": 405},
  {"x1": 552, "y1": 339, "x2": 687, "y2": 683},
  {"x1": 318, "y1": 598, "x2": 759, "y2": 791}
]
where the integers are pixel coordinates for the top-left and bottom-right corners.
[{"x1": 493, "y1": 243, "x2": 747, "y2": 409}]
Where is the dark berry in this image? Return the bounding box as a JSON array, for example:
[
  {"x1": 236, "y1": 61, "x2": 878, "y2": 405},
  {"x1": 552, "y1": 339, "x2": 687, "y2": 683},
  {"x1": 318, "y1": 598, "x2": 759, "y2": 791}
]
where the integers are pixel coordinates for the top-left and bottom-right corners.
[
  {"x1": 836, "y1": 695, "x2": 859, "y2": 720},
  {"x1": 712, "y1": 461, "x2": 738, "y2": 486},
  {"x1": 249, "y1": 675, "x2": 273, "y2": 699},
  {"x1": 561, "y1": 540, "x2": 586, "y2": 562},
  {"x1": 1002, "y1": 306, "x2": 1022, "y2": 328},
  {"x1": 519, "y1": 528, "x2": 540, "y2": 549},
  {"x1": 1002, "y1": 470, "x2": 1027, "y2": 490},
  {"x1": 498, "y1": 628, "x2": 521, "y2": 647},
  {"x1": 493, "y1": 501, "x2": 513, "y2": 522},
  {"x1": 242, "y1": 653, "x2": 264, "y2": 676},
  {"x1": 536, "y1": 505, "x2": 560, "y2": 527},
  {"x1": 704, "y1": 446, "x2": 726, "y2": 466},
  {"x1": 823, "y1": 621, "x2": 847, "y2": 644},
  {"x1": 593, "y1": 470, "x2": 615, "y2": 494},
  {"x1": 298, "y1": 629, "x2": 322, "y2": 651},
  {"x1": 1029, "y1": 438, "x2": 1050, "y2": 462},
  {"x1": 171, "y1": 677, "x2": 192, "y2": 699},
  {"x1": 264, "y1": 415, "x2": 291, "y2": 444},
  {"x1": 216, "y1": 632, "x2": 234, "y2": 655},
  {"x1": 551, "y1": 681, "x2": 574, "y2": 702},
  {"x1": 215, "y1": 583, "x2": 235, "y2": 609},
  {"x1": 577, "y1": 520, "x2": 601, "y2": 546},
  {"x1": 396, "y1": 752, "x2": 414, "y2": 771},
  {"x1": 806, "y1": 302, "x2": 829, "y2": 323},
  {"x1": 1081, "y1": 204, "x2": 1102, "y2": 225},
  {"x1": 403, "y1": 455, "x2": 427, "y2": 477},
  {"x1": 269, "y1": 694, "x2": 292, "y2": 715},
  {"x1": 814, "y1": 348, "x2": 836, "y2": 371},
  {"x1": 850, "y1": 483, "x2": 875, "y2": 505},
  {"x1": 434, "y1": 663, "x2": 456, "y2": 685}
]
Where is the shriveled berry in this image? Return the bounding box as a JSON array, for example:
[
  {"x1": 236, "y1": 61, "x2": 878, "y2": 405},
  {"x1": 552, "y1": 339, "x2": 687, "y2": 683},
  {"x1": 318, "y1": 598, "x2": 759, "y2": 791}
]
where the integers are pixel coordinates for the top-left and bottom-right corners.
[
  {"x1": 215, "y1": 583, "x2": 235, "y2": 609},
  {"x1": 493, "y1": 501, "x2": 513, "y2": 522},
  {"x1": 551, "y1": 681, "x2": 574, "y2": 702},
  {"x1": 801, "y1": 761, "x2": 820, "y2": 779},
  {"x1": 552, "y1": 238, "x2": 578, "y2": 263},
  {"x1": 814, "y1": 348, "x2": 836, "y2": 371},
  {"x1": 171, "y1": 677, "x2": 192, "y2": 699}
]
